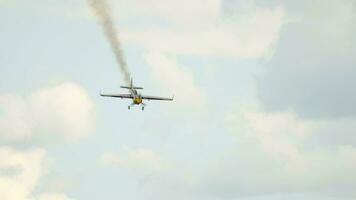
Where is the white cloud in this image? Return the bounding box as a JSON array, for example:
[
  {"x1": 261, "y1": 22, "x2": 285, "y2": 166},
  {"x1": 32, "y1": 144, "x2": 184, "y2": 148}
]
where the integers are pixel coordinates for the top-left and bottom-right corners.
[
  {"x1": 36, "y1": 194, "x2": 74, "y2": 200},
  {"x1": 312, "y1": 117, "x2": 356, "y2": 146},
  {"x1": 200, "y1": 106, "x2": 356, "y2": 197},
  {"x1": 0, "y1": 95, "x2": 33, "y2": 141},
  {"x1": 3, "y1": 0, "x2": 285, "y2": 59},
  {"x1": 120, "y1": 3, "x2": 285, "y2": 59},
  {"x1": 226, "y1": 107, "x2": 315, "y2": 162},
  {"x1": 0, "y1": 82, "x2": 95, "y2": 143},
  {"x1": 101, "y1": 147, "x2": 167, "y2": 175},
  {"x1": 145, "y1": 52, "x2": 206, "y2": 108},
  {"x1": 257, "y1": 0, "x2": 356, "y2": 118},
  {"x1": 0, "y1": 147, "x2": 45, "y2": 200},
  {"x1": 113, "y1": 0, "x2": 220, "y2": 29},
  {"x1": 131, "y1": 106, "x2": 356, "y2": 199},
  {"x1": 0, "y1": 0, "x2": 14, "y2": 7},
  {"x1": 0, "y1": 0, "x2": 87, "y2": 19},
  {"x1": 0, "y1": 147, "x2": 74, "y2": 200}
]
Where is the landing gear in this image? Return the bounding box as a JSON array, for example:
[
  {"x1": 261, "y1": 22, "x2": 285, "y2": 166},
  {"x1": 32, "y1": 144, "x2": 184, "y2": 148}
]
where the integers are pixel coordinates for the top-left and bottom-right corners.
[{"x1": 128, "y1": 103, "x2": 145, "y2": 110}]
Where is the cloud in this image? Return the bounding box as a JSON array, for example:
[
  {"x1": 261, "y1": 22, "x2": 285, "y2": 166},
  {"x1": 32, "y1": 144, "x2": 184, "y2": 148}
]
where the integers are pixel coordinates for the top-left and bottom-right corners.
[
  {"x1": 0, "y1": 0, "x2": 16, "y2": 7},
  {"x1": 310, "y1": 117, "x2": 356, "y2": 147},
  {"x1": 257, "y1": 0, "x2": 356, "y2": 118},
  {"x1": 0, "y1": 0, "x2": 86, "y2": 19},
  {"x1": 226, "y1": 107, "x2": 315, "y2": 160},
  {"x1": 195, "y1": 106, "x2": 356, "y2": 198},
  {"x1": 120, "y1": 1, "x2": 285, "y2": 59},
  {"x1": 2, "y1": 0, "x2": 285, "y2": 59},
  {"x1": 112, "y1": 0, "x2": 220, "y2": 28},
  {"x1": 100, "y1": 147, "x2": 201, "y2": 200},
  {"x1": 0, "y1": 147, "x2": 74, "y2": 200},
  {"x1": 36, "y1": 194, "x2": 74, "y2": 200},
  {"x1": 0, "y1": 82, "x2": 95, "y2": 144},
  {"x1": 201, "y1": 145, "x2": 356, "y2": 198},
  {"x1": 0, "y1": 147, "x2": 45, "y2": 200},
  {"x1": 0, "y1": 95, "x2": 33, "y2": 141},
  {"x1": 145, "y1": 52, "x2": 206, "y2": 108},
  {"x1": 123, "y1": 105, "x2": 356, "y2": 200},
  {"x1": 101, "y1": 147, "x2": 167, "y2": 175}
]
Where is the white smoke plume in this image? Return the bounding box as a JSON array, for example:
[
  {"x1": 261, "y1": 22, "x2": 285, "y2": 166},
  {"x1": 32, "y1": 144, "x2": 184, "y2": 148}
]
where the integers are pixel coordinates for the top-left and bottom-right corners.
[{"x1": 88, "y1": 0, "x2": 131, "y2": 85}]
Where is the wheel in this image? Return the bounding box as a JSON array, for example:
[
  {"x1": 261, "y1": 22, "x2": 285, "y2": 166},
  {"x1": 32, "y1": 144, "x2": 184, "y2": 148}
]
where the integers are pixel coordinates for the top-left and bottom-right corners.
[
  {"x1": 142, "y1": 107, "x2": 145, "y2": 111},
  {"x1": 128, "y1": 106, "x2": 131, "y2": 110}
]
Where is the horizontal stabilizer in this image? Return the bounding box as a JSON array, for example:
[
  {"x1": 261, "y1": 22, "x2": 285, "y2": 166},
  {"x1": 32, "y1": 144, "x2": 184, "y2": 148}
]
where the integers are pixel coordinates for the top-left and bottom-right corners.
[{"x1": 120, "y1": 86, "x2": 143, "y2": 90}]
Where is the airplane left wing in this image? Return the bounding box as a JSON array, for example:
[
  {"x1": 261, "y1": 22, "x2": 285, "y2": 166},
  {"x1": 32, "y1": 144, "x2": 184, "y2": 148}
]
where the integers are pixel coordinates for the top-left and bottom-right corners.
[
  {"x1": 141, "y1": 95, "x2": 174, "y2": 101},
  {"x1": 100, "y1": 93, "x2": 133, "y2": 99}
]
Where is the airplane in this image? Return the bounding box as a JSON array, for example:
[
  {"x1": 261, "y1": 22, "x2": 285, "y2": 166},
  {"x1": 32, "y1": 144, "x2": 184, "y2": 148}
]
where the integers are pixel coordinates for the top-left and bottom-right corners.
[{"x1": 100, "y1": 78, "x2": 173, "y2": 110}]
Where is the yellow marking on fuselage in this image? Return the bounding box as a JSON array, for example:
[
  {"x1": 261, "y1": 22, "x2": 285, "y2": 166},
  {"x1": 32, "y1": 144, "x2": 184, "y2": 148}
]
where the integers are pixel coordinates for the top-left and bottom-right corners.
[{"x1": 133, "y1": 97, "x2": 143, "y2": 104}]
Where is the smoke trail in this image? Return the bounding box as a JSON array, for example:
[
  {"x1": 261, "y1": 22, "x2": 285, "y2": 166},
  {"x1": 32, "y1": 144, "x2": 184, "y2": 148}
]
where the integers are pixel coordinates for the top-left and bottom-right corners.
[{"x1": 88, "y1": 0, "x2": 131, "y2": 85}]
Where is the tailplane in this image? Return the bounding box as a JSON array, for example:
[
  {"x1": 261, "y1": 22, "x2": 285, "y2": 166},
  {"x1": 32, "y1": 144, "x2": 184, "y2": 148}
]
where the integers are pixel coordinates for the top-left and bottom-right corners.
[{"x1": 120, "y1": 78, "x2": 143, "y2": 90}]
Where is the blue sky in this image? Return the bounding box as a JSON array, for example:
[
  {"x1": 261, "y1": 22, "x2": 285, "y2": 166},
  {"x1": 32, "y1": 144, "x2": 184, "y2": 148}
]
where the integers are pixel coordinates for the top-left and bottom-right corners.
[{"x1": 0, "y1": 0, "x2": 356, "y2": 200}]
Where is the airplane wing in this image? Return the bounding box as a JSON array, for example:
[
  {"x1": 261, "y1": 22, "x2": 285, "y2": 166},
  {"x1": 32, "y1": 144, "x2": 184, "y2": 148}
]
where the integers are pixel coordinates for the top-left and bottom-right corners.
[
  {"x1": 100, "y1": 93, "x2": 133, "y2": 99},
  {"x1": 141, "y1": 95, "x2": 174, "y2": 101}
]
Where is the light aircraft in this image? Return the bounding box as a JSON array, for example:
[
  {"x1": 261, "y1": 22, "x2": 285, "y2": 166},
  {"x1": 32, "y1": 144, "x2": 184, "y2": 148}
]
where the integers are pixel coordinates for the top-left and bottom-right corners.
[{"x1": 100, "y1": 78, "x2": 173, "y2": 110}]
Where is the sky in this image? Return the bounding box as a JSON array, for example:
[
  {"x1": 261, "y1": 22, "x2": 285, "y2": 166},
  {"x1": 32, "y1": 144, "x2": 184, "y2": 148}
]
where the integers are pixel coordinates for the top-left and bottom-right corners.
[{"x1": 0, "y1": 0, "x2": 356, "y2": 199}]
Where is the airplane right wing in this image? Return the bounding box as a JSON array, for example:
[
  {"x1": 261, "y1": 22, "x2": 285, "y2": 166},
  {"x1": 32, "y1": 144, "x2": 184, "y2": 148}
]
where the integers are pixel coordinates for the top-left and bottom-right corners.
[
  {"x1": 141, "y1": 95, "x2": 174, "y2": 101},
  {"x1": 100, "y1": 93, "x2": 133, "y2": 99}
]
